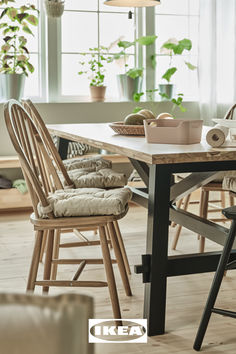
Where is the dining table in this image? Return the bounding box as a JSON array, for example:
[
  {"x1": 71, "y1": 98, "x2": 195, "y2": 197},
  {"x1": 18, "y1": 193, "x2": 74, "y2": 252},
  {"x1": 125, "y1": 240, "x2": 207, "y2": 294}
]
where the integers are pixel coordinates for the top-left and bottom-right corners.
[{"x1": 48, "y1": 123, "x2": 236, "y2": 336}]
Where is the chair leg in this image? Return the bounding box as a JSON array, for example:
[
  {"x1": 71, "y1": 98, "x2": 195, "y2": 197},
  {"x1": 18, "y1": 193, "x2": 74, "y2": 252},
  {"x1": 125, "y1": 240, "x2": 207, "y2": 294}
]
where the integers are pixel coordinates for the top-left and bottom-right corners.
[
  {"x1": 51, "y1": 229, "x2": 61, "y2": 280},
  {"x1": 229, "y1": 193, "x2": 234, "y2": 207},
  {"x1": 171, "y1": 194, "x2": 191, "y2": 250},
  {"x1": 199, "y1": 190, "x2": 209, "y2": 253},
  {"x1": 221, "y1": 191, "x2": 226, "y2": 209},
  {"x1": 39, "y1": 230, "x2": 48, "y2": 262},
  {"x1": 99, "y1": 225, "x2": 122, "y2": 321},
  {"x1": 193, "y1": 219, "x2": 236, "y2": 351},
  {"x1": 26, "y1": 230, "x2": 44, "y2": 291},
  {"x1": 108, "y1": 222, "x2": 132, "y2": 297},
  {"x1": 113, "y1": 220, "x2": 131, "y2": 275},
  {"x1": 43, "y1": 229, "x2": 54, "y2": 294},
  {"x1": 105, "y1": 224, "x2": 113, "y2": 249}
]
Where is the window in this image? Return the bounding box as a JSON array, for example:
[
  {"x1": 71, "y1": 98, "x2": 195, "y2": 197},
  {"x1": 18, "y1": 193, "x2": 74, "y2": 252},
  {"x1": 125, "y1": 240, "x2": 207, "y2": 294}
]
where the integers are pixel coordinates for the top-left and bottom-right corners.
[
  {"x1": 155, "y1": 0, "x2": 199, "y2": 100},
  {"x1": 60, "y1": 1, "x2": 136, "y2": 99},
  {"x1": 1, "y1": 1, "x2": 200, "y2": 102}
]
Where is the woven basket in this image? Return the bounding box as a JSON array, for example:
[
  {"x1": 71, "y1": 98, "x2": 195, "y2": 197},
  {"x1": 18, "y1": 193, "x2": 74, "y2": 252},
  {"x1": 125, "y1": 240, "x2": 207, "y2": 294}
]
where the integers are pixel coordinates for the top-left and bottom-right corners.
[
  {"x1": 109, "y1": 122, "x2": 145, "y2": 136},
  {"x1": 44, "y1": 1, "x2": 64, "y2": 18}
]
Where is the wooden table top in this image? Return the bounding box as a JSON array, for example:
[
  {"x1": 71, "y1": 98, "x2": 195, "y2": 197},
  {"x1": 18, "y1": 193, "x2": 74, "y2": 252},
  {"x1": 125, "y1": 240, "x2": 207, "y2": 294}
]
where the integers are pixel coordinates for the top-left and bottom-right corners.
[{"x1": 48, "y1": 123, "x2": 236, "y2": 165}]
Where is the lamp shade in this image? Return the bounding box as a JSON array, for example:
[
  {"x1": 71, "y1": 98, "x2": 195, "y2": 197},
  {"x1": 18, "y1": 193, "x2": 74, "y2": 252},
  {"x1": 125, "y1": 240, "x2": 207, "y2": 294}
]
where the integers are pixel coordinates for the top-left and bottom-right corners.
[{"x1": 104, "y1": 0, "x2": 161, "y2": 7}]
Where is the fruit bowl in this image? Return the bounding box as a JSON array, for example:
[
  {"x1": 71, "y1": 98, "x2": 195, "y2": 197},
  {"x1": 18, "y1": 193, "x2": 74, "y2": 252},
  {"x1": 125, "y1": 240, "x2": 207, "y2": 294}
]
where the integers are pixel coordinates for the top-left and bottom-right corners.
[{"x1": 109, "y1": 122, "x2": 145, "y2": 136}]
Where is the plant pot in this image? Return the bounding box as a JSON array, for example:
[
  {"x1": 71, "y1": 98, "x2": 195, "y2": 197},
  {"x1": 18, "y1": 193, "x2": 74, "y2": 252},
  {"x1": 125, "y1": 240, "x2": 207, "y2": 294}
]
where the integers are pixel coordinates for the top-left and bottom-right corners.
[
  {"x1": 89, "y1": 86, "x2": 106, "y2": 102},
  {"x1": 44, "y1": 1, "x2": 64, "y2": 18},
  {"x1": 158, "y1": 84, "x2": 176, "y2": 100},
  {"x1": 117, "y1": 74, "x2": 142, "y2": 101},
  {"x1": 0, "y1": 73, "x2": 25, "y2": 100}
]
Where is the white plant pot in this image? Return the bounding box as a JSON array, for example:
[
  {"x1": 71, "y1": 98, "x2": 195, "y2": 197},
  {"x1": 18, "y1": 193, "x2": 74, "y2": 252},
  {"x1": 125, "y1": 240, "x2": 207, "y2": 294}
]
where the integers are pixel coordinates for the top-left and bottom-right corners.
[
  {"x1": 0, "y1": 73, "x2": 25, "y2": 101},
  {"x1": 117, "y1": 74, "x2": 142, "y2": 101},
  {"x1": 44, "y1": 1, "x2": 64, "y2": 18},
  {"x1": 158, "y1": 84, "x2": 176, "y2": 100}
]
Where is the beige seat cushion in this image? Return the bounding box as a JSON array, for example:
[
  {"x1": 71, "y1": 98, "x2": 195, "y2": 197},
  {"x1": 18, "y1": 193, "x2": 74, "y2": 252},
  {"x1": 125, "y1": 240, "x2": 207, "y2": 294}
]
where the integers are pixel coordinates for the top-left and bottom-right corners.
[
  {"x1": 222, "y1": 176, "x2": 236, "y2": 192},
  {"x1": 38, "y1": 187, "x2": 132, "y2": 218},
  {"x1": 63, "y1": 156, "x2": 111, "y2": 171},
  {"x1": 63, "y1": 167, "x2": 127, "y2": 188},
  {"x1": 0, "y1": 293, "x2": 93, "y2": 354}
]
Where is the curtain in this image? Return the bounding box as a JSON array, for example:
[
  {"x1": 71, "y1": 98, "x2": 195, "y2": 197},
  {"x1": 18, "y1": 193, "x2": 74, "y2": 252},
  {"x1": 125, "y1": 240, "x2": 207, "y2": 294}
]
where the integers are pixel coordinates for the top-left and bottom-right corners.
[{"x1": 199, "y1": 0, "x2": 236, "y2": 125}]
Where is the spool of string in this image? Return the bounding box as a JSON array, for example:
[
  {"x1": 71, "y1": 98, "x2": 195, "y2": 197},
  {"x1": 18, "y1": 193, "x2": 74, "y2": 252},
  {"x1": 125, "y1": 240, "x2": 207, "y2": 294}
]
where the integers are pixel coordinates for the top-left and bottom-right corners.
[{"x1": 206, "y1": 124, "x2": 229, "y2": 147}]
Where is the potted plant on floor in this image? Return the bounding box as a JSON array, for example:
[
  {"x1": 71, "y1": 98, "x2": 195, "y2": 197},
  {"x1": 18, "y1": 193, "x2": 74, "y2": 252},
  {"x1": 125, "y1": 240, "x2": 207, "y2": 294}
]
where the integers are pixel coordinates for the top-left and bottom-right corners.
[
  {"x1": 0, "y1": 0, "x2": 39, "y2": 100},
  {"x1": 78, "y1": 46, "x2": 113, "y2": 102},
  {"x1": 114, "y1": 35, "x2": 157, "y2": 101},
  {"x1": 153, "y1": 37, "x2": 197, "y2": 100}
]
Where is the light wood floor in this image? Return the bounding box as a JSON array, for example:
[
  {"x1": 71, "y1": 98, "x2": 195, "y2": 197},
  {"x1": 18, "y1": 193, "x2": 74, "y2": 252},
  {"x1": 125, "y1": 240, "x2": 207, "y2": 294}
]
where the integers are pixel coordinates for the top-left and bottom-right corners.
[{"x1": 0, "y1": 203, "x2": 235, "y2": 353}]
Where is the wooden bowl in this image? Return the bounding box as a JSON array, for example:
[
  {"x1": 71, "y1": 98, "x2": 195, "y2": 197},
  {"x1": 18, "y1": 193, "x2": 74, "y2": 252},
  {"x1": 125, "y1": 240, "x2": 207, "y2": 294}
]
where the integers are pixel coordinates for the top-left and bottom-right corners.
[{"x1": 109, "y1": 122, "x2": 145, "y2": 136}]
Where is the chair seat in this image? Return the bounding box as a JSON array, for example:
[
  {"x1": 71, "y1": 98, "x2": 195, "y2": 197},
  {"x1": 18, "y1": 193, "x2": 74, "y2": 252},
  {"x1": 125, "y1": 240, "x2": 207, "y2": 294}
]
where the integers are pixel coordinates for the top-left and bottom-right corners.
[
  {"x1": 62, "y1": 167, "x2": 127, "y2": 189},
  {"x1": 38, "y1": 187, "x2": 132, "y2": 218},
  {"x1": 63, "y1": 155, "x2": 111, "y2": 171}
]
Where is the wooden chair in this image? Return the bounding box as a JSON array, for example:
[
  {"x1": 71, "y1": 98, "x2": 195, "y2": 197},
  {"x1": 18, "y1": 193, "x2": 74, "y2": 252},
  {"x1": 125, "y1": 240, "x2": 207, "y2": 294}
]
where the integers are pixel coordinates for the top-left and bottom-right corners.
[
  {"x1": 0, "y1": 293, "x2": 94, "y2": 354},
  {"x1": 193, "y1": 205, "x2": 236, "y2": 351},
  {"x1": 22, "y1": 99, "x2": 131, "y2": 277},
  {"x1": 4, "y1": 99, "x2": 132, "y2": 320}
]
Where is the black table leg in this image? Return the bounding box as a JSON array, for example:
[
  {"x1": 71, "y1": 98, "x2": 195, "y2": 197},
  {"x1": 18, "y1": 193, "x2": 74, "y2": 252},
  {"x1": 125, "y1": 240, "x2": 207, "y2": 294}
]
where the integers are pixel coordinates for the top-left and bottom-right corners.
[
  {"x1": 144, "y1": 164, "x2": 172, "y2": 336},
  {"x1": 58, "y1": 137, "x2": 69, "y2": 160}
]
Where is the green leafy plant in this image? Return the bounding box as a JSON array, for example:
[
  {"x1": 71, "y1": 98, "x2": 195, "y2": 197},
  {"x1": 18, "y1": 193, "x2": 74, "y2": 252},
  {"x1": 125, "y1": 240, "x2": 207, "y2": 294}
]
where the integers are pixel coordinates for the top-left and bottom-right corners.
[
  {"x1": 78, "y1": 46, "x2": 113, "y2": 86},
  {"x1": 152, "y1": 37, "x2": 197, "y2": 83},
  {"x1": 0, "y1": 0, "x2": 39, "y2": 76},
  {"x1": 114, "y1": 35, "x2": 157, "y2": 79},
  {"x1": 133, "y1": 88, "x2": 186, "y2": 116}
]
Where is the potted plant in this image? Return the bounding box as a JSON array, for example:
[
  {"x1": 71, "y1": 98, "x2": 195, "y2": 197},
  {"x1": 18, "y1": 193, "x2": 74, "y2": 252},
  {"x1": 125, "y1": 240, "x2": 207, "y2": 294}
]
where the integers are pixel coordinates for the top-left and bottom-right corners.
[
  {"x1": 44, "y1": 0, "x2": 64, "y2": 18},
  {"x1": 78, "y1": 46, "x2": 113, "y2": 102},
  {"x1": 0, "y1": 0, "x2": 39, "y2": 100},
  {"x1": 114, "y1": 35, "x2": 157, "y2": 101},
  {"x1": 152, "y1": 37, "x2": 197, "y2": 100}
]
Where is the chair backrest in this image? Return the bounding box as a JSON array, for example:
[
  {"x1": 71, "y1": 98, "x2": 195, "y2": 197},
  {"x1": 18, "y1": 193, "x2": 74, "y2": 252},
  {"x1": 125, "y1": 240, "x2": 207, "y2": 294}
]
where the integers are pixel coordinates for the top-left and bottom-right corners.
[
  {"x1": 0, "y1": 293, "x2": 94, "y2": 354},
  {"x1": 22, "y1": 99, "x2": 74, "y2": 188},
  {"x1": 4, "y1": 99, "x2": 66, "y2": 218}
]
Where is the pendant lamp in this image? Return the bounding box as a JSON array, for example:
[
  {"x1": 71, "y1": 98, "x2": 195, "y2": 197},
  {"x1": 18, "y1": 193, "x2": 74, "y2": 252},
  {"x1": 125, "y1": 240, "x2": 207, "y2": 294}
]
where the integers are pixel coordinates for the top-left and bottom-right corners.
[{"x1": 104, "y1": 0, "x2": 160, "y2": 7}]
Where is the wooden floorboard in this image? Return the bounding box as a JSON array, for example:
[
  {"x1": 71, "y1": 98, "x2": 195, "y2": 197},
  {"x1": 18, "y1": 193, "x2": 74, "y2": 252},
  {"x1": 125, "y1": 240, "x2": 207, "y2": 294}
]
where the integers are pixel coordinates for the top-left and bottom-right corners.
[{"x1": 0, "y1": 202, "x2": 235, "y2": 353}]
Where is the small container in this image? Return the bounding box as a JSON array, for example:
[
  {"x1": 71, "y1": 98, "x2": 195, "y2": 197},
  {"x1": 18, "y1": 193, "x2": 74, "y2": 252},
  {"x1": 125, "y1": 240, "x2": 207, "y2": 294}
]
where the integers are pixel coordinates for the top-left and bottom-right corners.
[{"x1": 144, "y1": 119, "x2": 203, "y2": 144}]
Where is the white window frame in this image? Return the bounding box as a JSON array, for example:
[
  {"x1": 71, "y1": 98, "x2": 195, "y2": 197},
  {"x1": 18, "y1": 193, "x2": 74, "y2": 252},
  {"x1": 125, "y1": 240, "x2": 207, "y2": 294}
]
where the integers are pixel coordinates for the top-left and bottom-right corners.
[{"x1": 47, "y1": 3, "x2": 139, "y2": 102}]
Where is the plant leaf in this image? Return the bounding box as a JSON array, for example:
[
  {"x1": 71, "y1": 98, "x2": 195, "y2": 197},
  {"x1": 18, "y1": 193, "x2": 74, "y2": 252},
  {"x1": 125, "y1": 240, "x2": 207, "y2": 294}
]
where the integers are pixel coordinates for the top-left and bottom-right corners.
[
  {"x1": 150, "y1": 54, "x2": 156, "y2": 69},
  {"x1": 136, "y1": 35, "x2": 157, "y2": 46},
  {"x1": 133, "y1": 92, "x2": 144, "y2": 102},
  {"x1": 26, "y1": 14, "x2": 38, "y2": 26},
  {"x1": 126, "y1": 67, "x2": 143, "y2": 79},
  {"x1": 185, "y1": 61, "x2": 197, "y2": 70},
  {"x1": 162, "y1": 67, "x2": 177, "y2": 82},
  {"x1": 22, "y1": 25, "x2": 33, "y2": 35},
  {"x1": 117, "y1": 40, "x2": 134, "y2": 49}
]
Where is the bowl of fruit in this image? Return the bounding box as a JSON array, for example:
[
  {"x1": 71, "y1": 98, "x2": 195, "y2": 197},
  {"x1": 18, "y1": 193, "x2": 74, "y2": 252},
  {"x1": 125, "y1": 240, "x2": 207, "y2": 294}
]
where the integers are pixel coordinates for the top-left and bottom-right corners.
[{"x1": 109, "y1": 109, "x2": 156, "y2": 136}]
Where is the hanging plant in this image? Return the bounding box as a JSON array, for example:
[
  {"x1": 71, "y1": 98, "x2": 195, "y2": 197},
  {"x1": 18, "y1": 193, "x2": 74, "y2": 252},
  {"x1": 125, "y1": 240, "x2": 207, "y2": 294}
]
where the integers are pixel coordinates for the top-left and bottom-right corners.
[{"x1": 44, "y1": 0, "x2": 64, "y2": 18}]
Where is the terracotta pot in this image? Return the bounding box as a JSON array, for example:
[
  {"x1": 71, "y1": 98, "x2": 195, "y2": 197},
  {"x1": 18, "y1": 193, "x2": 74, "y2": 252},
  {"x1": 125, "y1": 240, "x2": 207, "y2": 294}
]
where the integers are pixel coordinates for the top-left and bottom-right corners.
[{"x1": 89, "y1": 86, "x2": 106, "y2": 102}]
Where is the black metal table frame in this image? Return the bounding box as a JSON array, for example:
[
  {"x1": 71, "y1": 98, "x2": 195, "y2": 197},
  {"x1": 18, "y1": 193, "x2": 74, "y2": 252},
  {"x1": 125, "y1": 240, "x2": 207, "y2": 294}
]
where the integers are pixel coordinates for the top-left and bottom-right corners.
[{"x1": 58, "y1": 138, "x2": 236, "y2": 336}]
